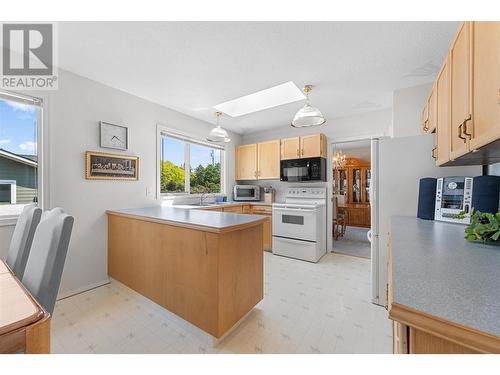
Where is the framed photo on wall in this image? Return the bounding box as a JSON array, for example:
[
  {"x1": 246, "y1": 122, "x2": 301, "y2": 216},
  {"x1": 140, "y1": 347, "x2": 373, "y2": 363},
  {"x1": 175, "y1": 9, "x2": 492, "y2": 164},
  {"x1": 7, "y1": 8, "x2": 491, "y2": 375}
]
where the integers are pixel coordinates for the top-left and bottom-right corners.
[
  {"x1": 99, "y1": 121, "x2": 128, "y2": 150},
  {"x1": 85, "y1": 151, "x2": 139, "y2": 180}
]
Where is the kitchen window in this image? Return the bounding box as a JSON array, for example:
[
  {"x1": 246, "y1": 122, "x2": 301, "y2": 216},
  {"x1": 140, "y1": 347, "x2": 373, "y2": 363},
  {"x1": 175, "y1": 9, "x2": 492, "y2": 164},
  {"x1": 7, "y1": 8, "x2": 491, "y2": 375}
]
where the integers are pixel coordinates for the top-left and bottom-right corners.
[
  {"x1": 158, "y1": 127, "x2": 225, "y2": 195},
  {"x1": 0, "y1": 91, "x2": 43, "y2": 221}
]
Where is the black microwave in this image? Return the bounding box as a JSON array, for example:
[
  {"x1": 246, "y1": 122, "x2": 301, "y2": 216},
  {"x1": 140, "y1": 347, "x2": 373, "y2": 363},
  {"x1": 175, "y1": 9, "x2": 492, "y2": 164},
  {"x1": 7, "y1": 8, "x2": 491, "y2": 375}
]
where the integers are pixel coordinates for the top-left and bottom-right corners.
[{"x1": 280, "y1": 157, "x2": 327, "y2": 182}]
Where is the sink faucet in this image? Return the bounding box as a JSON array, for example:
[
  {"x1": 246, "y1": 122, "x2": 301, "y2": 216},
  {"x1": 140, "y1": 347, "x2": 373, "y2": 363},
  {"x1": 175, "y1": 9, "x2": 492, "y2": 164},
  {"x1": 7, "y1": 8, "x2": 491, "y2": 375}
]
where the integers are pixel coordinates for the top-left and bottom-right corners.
[{"x1": 200, "y1": 192, "x2": 210, "y2": 206}]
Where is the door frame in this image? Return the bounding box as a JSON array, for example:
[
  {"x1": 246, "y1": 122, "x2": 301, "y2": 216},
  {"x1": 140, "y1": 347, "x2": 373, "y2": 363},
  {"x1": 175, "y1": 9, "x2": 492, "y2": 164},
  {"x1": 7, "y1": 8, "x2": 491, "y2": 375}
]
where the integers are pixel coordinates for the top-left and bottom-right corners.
[{"x1": 328, "y1": 134, "x2": 384, "y2": 305}]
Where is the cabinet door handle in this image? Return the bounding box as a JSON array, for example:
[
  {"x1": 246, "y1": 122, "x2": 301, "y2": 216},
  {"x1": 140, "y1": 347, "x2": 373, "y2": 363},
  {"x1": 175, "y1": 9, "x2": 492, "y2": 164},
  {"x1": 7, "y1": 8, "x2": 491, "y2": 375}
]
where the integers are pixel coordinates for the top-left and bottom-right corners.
[
  {"x1": 462, "y1": 115, "x2": 472, "y2": 139},
  {"x1": 301, "y1": 149, "x2": 304, "y2": 156},
  {"x1": 431, "y1": 147, "x2": 437, "y2": 160},
  {"x1": 297, "y1": 149, "x2": 300, "y2": 157},
  {"x1": 458, "y1": 123, "x2": 467, "y2": 142},
  {"x1": 423, "y1": 120, "x2": 429, "y2": 131}
]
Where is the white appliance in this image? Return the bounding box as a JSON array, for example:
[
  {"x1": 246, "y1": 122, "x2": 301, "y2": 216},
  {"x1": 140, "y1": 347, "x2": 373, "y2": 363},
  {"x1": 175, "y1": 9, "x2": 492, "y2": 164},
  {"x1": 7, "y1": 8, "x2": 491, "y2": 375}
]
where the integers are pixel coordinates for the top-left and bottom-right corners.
[
  {"x1": 371, "y1": 135, "x2": 481, "y2": 306},
  {"x1": 434, "y1": 176, "x2": 473, "y2": 224},
  {"x1": 272, "y1": 187, "x2": 327, "y2": 262}
]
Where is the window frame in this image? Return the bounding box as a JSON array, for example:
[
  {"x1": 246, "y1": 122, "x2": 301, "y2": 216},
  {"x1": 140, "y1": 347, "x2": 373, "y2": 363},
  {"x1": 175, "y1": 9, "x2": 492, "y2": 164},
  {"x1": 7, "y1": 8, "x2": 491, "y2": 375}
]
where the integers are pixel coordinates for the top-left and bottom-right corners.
[
  {"x1": 0, "y1": 90, "x2": 46, "y2": 226},
  {"x1": 156, "y1": 124, "x2": 226, "y2": 198}
]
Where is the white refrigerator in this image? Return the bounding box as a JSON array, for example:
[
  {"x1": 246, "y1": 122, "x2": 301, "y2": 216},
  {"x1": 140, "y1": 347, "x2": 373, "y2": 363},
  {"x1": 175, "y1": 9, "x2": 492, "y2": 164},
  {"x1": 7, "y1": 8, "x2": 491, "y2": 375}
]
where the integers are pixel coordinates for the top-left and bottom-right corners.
[{"x1": 370, "y1": 134, "x2": 481, "y2": 306}]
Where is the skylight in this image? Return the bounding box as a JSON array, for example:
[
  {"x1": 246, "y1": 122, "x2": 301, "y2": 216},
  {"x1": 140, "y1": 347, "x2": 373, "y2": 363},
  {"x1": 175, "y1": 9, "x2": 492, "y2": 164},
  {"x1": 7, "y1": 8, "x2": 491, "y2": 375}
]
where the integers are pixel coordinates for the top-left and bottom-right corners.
[{"x1": 213, "y1": 81, "x2": 305, "y2": 117}]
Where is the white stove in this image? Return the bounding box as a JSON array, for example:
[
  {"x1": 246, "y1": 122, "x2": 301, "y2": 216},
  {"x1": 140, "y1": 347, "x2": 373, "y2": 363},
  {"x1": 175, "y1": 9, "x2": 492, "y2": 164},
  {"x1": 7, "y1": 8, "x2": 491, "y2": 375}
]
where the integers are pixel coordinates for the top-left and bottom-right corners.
[{"x1": 272, "y1": 187, "x2": 327, "y2": 262}]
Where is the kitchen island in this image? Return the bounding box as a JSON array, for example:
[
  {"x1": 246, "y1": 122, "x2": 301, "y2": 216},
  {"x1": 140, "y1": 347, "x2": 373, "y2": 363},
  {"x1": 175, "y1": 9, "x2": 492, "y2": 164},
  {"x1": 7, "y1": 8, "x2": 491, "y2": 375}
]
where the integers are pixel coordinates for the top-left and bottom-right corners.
[
  {"x1": 388, "y1": 216, "x2": 500, "y2": 353},
  {"x1": 106, "y1": 206, "x2": 267, "y2": 340}
]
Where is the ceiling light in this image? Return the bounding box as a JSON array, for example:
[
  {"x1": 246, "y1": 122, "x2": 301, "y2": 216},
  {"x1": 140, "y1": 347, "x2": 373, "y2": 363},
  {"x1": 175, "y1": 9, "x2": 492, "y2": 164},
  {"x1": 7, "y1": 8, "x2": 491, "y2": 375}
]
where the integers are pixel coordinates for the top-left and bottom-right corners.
[
  {"x1": 207, "y1": 112, "x2": 231, "y2": 143},
  {"x1": 291, "y1": 85, "x2": 326, "y2": 128},
  {"x1": 333, "y1": 150, "x2": 346, "y2": 169},
  {"x1": 213, "y1": 81, "x2": 305, "y2": 117}
]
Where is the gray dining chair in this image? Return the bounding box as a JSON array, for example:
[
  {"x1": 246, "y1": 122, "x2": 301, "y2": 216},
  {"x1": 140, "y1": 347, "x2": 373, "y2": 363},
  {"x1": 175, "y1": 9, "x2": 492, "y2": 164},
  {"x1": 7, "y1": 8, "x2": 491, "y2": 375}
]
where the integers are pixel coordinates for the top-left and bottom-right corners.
[
  {"x1": 22, "y1": 208, "x2": 74, "y2": 314},
  {"x1": 5, "y1": 203, "x2": 42, "y2": 279}
]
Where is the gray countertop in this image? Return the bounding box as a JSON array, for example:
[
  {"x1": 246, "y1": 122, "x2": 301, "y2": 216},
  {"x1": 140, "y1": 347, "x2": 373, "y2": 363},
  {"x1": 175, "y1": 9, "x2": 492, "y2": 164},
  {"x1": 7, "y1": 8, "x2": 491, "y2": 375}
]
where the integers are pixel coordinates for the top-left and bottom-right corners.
[
  {"x1": 391, "y1": 216, "x2": 500, "y2": 337},
  {"x1": 107, "y1": 206, "x2": 266, "y2": 232},
  {"x1": 172, "y1": 201, "x2": 274, "y2": 209}
]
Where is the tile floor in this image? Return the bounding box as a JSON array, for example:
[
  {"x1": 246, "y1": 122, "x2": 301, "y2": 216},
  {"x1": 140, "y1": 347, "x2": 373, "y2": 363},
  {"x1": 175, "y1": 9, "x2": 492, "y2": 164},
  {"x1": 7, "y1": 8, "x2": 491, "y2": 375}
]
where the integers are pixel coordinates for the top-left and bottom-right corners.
[
  {"x1": 333, "y1": 239, "x2": 371, "y2": 259},
  {"x1": 51, "y1": 252, "x2": 392, "y2": 354}
]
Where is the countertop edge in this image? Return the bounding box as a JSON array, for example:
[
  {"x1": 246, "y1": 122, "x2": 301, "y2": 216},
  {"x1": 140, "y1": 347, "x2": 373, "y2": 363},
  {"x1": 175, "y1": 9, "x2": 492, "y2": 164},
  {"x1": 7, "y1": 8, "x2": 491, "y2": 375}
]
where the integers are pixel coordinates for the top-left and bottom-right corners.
[
  {"x1": 389, "y1": 215, "x2": 500, "y2": 348},
  {"x1": 389, "y1": 302, "x2": 500, "y2": 353},
  {"x1": 106, "y1": 209, "x2": 267, "y2": 234}
]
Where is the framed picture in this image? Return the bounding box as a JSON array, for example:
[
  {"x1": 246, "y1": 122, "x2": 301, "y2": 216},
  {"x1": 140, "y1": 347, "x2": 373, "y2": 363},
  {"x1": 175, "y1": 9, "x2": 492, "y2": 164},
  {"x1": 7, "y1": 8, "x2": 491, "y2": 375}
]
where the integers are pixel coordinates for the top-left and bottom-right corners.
[
  {"x1": 99, "y1": 121, "x2": 128, "y2": 150},
  {"x1": 85, "y1": 151, "x2": 139, "y2": 180}
]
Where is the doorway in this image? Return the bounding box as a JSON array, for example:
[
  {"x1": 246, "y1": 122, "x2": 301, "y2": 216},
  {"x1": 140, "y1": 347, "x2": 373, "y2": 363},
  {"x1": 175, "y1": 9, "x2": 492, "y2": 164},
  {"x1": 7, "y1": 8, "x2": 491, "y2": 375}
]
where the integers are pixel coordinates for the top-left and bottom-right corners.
[{"x1": 332, "y1": 140, "x2": 372, "y2": 259}]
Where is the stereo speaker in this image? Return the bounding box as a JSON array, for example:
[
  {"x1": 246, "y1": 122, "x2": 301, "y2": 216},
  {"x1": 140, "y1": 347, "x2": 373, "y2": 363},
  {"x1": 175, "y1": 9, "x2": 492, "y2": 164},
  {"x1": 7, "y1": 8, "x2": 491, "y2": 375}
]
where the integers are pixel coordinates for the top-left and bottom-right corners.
[
  {"x1": 472, "y1": 175, "x2": 500, "y2": 214},
  {"x1": 417, "y1": 177, "x2": 437, "y2": 220}
]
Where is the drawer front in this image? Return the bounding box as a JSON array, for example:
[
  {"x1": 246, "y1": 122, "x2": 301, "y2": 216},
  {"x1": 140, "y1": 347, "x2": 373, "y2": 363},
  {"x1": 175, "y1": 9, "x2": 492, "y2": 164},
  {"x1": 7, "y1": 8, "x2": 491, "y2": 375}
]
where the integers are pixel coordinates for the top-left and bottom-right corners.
[
  {"x1": 250, "y1": 205, "x2": 272, "y2": 215},
  {"x1": 223, "y1": 205, "x2": 243, "y2": 214}
]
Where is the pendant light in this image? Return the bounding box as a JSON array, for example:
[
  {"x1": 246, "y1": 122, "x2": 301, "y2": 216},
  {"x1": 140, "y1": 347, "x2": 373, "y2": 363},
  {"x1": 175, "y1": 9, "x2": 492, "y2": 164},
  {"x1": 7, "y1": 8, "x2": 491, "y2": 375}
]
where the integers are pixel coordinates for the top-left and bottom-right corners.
[
  {"x1": 291, "y1": 85, "x2": 326, "y2": 128},
  {"x1": 207, "y1": 111, "x2": 231, "y2": 143}
]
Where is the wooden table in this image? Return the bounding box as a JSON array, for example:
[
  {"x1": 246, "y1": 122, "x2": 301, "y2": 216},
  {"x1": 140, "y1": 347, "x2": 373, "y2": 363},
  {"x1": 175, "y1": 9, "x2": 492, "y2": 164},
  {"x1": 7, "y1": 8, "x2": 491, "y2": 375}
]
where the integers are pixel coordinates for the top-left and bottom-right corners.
[{"x1": 0, "y1": 260, "x2": 50, "y2": 354}]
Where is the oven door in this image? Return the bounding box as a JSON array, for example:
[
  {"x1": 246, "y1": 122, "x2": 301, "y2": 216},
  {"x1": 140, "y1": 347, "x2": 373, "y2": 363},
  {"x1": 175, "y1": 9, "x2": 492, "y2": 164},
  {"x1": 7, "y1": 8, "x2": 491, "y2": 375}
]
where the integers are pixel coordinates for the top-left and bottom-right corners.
[{"x1": 272, "y1": 206, "x2": 318, "y2": 242}]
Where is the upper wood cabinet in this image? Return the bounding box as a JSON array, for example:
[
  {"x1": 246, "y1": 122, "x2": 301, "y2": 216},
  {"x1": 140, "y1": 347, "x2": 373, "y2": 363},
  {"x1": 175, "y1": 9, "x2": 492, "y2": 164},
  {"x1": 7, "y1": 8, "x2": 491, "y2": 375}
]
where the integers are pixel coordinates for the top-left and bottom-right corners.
[
  {"x1": 421, "y1": 102, "x2": 429, "y2": 133},
  {"x1": 280, "y1": 137, "x2": 300, "y2": 159},
  {"x1": 430, "y1": 21, "x2": 500, "y2": 166},
  {"x1": 435, "y1": 55, "x2": 451, "y2": 166},
  {"x1": 469, "y1": 21, "x2": 500, "y2": 151},
  {"x1": 422, "y1": 88, "x2": 436, "y2": 134},
  {"x1": 235, "y1": 140, "x2": 280, "y2": 180},
  {"x1": 300, "y1": 133, "x2": 327, "y2": 158},
  {"x1": 257, "y1": 140, "x2": 280, "y2": 179},
  {"x1": 236, "y1": 133, "x2": 327, "y2": 180},
  {"x1": 281, "y1": 134, "x2": 327, "y2": 160},
  {"x1": 449, "y1": 22, "x2": 472, "y2": 160},
  {"x1": 235, "y1": 143, "x2": 258, "y2": 180}
]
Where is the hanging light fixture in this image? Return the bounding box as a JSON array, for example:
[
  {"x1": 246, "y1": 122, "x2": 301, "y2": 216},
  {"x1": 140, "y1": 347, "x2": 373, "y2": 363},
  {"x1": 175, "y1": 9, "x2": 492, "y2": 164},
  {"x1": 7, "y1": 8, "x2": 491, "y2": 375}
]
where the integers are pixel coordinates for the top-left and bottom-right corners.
[
  {"x1": 333, "y1": 149, "x2": 346, "y2": 169},
  {"x1": 291, "y1": 85, "x2": 326, "y2": 128},
  {"x1": 207, "y1": 111, "x2": 231, "y2": 143}
]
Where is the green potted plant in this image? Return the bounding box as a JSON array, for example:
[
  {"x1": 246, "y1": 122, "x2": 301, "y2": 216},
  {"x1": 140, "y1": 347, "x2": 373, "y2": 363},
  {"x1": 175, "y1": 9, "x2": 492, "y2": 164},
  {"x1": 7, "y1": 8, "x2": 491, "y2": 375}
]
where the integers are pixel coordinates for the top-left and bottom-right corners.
[{"x1": 461, "y1": 209, "x2": 500, "y2": 244}]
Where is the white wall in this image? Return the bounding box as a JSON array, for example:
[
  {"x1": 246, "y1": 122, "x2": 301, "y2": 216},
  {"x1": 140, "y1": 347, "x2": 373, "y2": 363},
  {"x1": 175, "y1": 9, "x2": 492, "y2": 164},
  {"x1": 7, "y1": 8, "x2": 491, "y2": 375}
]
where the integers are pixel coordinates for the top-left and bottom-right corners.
[
  {"x1": 242, "y1": 108, "x2": 392, "y2": 145},
  {"x1": 0, "y1": 69, "x2": 241, "y2": 296},
  {"x1": 391, "y1": 82, "x2": 432, "y2": 138}
]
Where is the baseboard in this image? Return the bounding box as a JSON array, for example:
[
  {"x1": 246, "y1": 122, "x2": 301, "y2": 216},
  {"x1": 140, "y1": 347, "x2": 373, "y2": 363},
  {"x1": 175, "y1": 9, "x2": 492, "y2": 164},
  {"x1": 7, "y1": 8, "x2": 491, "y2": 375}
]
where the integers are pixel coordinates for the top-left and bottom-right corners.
[{"x1": 57, "y1": 278, "x2": 110, "y2": 300}]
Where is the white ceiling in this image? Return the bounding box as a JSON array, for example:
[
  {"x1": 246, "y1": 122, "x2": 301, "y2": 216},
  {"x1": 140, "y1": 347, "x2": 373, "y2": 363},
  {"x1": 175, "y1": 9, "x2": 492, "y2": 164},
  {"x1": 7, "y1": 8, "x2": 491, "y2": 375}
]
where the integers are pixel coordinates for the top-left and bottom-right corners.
[{"x1": 58, "y1": 22, "x2": 459, "y2": 135}]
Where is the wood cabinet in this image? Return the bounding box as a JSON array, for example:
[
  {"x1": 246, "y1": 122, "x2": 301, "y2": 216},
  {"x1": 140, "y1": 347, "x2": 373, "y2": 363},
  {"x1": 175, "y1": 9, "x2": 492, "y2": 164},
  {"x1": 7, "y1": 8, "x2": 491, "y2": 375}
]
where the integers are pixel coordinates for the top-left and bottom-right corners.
[
  {"x1": 236, "y1": 140, "x2": 280, "y2": 180},
  {"x1": 435, "y1": 55, "x2": 451, "y2": 165},
  {"x1": 235, "y1": 143, "x2": 258, "y2": 180},
  {"x1": 281, "y1": 137, "x2": 300, "y2": 160},
  {"x1": 107, "y1": 212, "x2": 264, "y2": 339},
  {"x1": 280, "y1": 134, "x2": 327, "y2": 160},
  {"x1": 450, "y1": 22, "x2": 471, "y2": 160},
  {"x1": 333, "y1": 158, "x2": 371, "y2": 229},
  {"x1": 223, "y1": 205, "x2": 243, "y2": 214},
  {"x1": 250, "y1": 205, "x2": 272, "y2": 251},
  {"x1": 257, "y1": 140, "x2": 280, "y2": 179},
  {"x1": 300, "y1": 133, "x2": 327, "y2": 158},
  {"x1": 422, "y1": 87, "x2": 436, "y2": 134},
  {"x1": 430, "y1": 22, "x2": 500, "y2": 166},
  {"x1": 469, "y1": 21, "x2": 500, "y2": 151},
  {"x1": 200, "y1": 203, "x2": 273, "y2": 251},
  {"x1": 236, "y1": 133, "x2": 327, "y2": 180}
]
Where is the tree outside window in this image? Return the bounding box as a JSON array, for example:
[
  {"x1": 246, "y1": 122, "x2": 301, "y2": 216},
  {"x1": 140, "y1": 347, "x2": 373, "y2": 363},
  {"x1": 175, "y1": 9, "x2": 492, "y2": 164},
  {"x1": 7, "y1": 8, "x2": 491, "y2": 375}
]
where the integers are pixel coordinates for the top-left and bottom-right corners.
[{"x1": 160, "y1": 134, "x2": 223, "y2": 194}]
